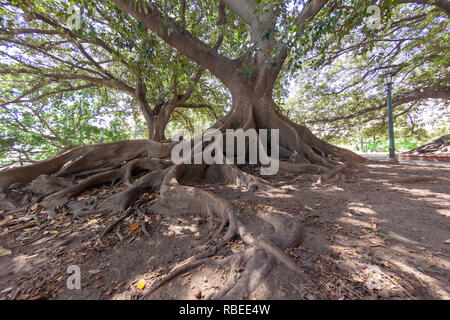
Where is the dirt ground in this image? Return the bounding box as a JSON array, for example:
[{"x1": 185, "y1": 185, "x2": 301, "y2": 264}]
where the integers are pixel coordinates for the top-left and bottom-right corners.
[{"x1": 0, "y1": 161, "x2": 449, "y2": 300}]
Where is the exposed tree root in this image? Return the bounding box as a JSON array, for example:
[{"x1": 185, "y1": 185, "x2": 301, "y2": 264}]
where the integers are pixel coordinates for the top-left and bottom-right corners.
[
  {"x1": 0, "y1": 140, "x2": 174, "y2": 193},
  {"x1": 99, "y1": 167, "x2": 170, "y2": 211},
  {"x1": 204, "y1": 164, "x2": 275, "y2": 192},
  {"x1": 137, "y1": 164, "x2": 304, "y2": 299},
  {"x1": 320, "y1": 164, "x2": 350, "y2": 184},
  {"x1": 279, "y1": 161, "x2": 328, "y2": 175},
  {"x1": 40, "y1": 158, "x2": 169, "y2": 211},
  {"x1": 0, "y1": 106, "x2": 369, "y2": 299},
  {"x1": 99, "y1": 207, "x2": 133, "y2": 240}
]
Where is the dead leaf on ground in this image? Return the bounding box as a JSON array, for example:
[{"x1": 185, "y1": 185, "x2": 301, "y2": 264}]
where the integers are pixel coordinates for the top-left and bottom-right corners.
[
  {"x1": 130, "y1": 223, "x2": 139, "y2": 232},
  {"x1": 0, "y1": 248, "x2": 12, "y2": 256},
  {"x1": 231, "y1": 247, "x2": 243, "y2": 253},
  {"x1": 31, "y1": 203, "x2": 42, "y2": 212},
  {"x1": 235, "y1": 266, "x2": 245, "y2": 273},
  {"x1": 137, "y1": 279, "x2": 146, "y2": 290},
  {"x1": 304, "y1": 205, "x2": 318, "y2": 213},
  {"x1": 88, "y1": 269, "x2": 100, "y2": 274}
]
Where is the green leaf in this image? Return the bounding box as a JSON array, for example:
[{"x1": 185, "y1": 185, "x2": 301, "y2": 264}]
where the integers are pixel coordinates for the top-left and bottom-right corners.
[{"x1": 377, "y1": 232, "x2": 390, "y2": 240}]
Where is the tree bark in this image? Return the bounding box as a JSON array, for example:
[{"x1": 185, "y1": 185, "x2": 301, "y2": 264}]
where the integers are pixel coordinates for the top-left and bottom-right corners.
[
  {"x1": 147, "y1": 105, "x2": 172, "y2": 142},
  {"x1": 212, "y1": 57, "x2": 365, "y2": 166}
]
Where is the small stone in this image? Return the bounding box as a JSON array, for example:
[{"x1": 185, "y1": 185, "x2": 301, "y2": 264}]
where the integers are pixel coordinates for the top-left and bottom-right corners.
[
  {"x1": 193, "y1": 289, "x2": 202, "y2": 299},
  {"x1": 305, "y1": 294, "x2": 316, "y2": 300}
]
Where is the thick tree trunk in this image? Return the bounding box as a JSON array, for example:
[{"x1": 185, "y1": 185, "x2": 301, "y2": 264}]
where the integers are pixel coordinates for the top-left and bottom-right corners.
[
  {"x1": 136, "y1": 81, "x2": 170, "y2": 142},
  {"x1": 147, "y1": 114, "x2": 169, "y2": 142},
  {"x1": 221, "y1": 78, "x2": 365, "y2": 167},
  {"x1": 139, "y1": 98, "x2": 172, "y2": 142}
]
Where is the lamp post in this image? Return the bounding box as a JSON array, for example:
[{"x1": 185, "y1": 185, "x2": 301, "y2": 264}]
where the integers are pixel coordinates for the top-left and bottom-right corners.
[{"x1": 383, "y1": 69, "x2": 396, "y2": 160}]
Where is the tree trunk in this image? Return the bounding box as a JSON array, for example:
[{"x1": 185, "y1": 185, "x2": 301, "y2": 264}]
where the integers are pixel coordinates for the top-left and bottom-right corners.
[
  {"x1": 146, "y1": 104, "x2": 173, "y2": 142},
  {"x1": 138, "y1": 101, "x2": 170, "y2": 142},
  {"x1": 220, "y1": 77, "x2": 365, "y2": 167},
  {"x1": 146, "y1": 115, "x2": 167, "y2": 142},
  {"x1": 136, "y1": 81, "x2": 170, "y2": 142}
]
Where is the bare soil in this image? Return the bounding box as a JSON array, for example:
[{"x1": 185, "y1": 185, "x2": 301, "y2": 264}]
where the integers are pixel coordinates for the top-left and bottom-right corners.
[{"x1": 0, "y1": 162, "x2": 449, "y2": 300}]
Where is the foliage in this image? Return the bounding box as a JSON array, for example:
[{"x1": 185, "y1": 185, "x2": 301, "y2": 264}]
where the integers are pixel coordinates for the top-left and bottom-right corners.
[
  {"x1": 0, "y1": 84, "x2": 133, "y2": 165},
  {"x1": 285, "y1": 2, "x2": 449, "y2": 144},
  {"x1": 0, "y1": 0, "x2": 449, "y2": 162},
  {"x1": 0, "y1": 0, "x2": 229, "y2": 163}
]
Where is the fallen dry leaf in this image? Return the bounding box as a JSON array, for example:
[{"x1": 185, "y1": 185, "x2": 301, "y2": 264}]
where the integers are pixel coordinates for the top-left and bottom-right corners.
[
  {"x1": 88, "y1": 269, "x2": 100, "y2": 274},
  {"x1": 231, "y1": 247, "x2": 243, "y2": 253},
  {"x1": 137, "y1": 279, "x2": 146, "y2": 290},
  {"x1": 130, "y1": 223, "x2": 139, "y2": 232},
  {"x1": 369, "y1": 238, "x2": 385, "y2": 247},
  {"x1": 235, "y1": 266, "x2": 245, "y2": 273},
  {"x1": 0, "y1": 248, "x2": 12, "y2": 256},
  {"x1": 31, "y1": 203, "x2": 42, "y2": 212}
]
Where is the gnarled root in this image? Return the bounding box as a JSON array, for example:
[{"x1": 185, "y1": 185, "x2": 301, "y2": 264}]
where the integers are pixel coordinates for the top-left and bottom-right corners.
[
  {"x1": 279, "y1": 161, "x2": 329, "y2": 175},
  {"x1": 0, "y1": 140, "x2": 174, "y2": 193},
  {"x1": 320, "y1": 164, "x2": 350, "y2": 184},
  {"x1": 39, "y1": 158, "x2": 170, "y2": 212},
  {"x1": 0, "y1": 105, "x2": 370, "y2": 300},
  {"x1": 141, "y1": 164, "x2": 303, "y2": 300}
]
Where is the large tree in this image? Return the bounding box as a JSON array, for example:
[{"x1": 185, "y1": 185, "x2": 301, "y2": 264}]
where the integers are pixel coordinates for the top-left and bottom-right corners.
[
  {"x1": 108, "y1": 0, "x2": 367, "y2": 168},
  {"x1": 1, "y1": 0, "x2": 447, "y2": 299}
]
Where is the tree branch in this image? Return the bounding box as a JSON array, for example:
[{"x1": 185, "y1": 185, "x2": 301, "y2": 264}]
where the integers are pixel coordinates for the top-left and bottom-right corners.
[
  {"x1": 399, "y1": 0, "x2": 450, "y2": 16},
  {"x1": 111, "y1": 0, "x2": 235, "y2": 84},
  {"x1": 294, "y1": 0, "x2": 329, "y2": 27},
  {"x1": 310, "y1": 86, "x2": 450, "y2": 124}
]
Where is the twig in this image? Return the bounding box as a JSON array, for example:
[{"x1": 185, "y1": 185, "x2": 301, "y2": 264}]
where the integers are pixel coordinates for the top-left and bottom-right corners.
[
  {"x1": 115, "y1": 225, "x2": 123, "y2": 243},
  {"x1": 99, "y1": 207, "x2": 133, "y2": 239}
]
